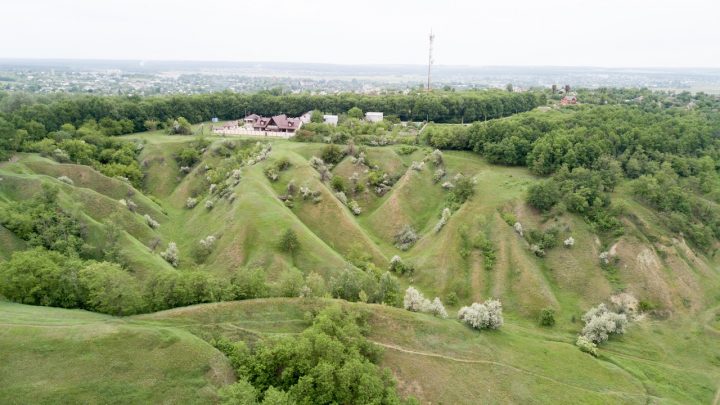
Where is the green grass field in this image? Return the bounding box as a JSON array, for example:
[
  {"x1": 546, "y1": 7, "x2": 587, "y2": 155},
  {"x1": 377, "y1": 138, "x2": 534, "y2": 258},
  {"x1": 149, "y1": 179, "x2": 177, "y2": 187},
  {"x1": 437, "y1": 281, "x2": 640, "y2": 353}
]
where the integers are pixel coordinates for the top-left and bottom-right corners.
[{"x1": 2, "y1": 131, "x2": 720, "y2": 403}]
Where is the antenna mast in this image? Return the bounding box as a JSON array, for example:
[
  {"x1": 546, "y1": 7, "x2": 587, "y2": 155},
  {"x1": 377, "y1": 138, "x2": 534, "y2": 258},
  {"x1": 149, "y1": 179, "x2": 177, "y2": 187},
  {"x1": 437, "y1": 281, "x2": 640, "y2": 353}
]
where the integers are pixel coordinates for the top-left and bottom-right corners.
[{"x1": 427, "y1": 29, "x2": 435, "y2": 92}]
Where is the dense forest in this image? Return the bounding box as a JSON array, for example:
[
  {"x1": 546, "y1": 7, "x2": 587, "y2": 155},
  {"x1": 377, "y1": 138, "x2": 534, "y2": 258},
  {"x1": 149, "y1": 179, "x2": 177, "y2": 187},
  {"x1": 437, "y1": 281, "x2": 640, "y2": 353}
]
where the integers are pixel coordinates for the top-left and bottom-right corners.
[{"x1": 422, "y1": 96, "x2": 720, "y2": 248}]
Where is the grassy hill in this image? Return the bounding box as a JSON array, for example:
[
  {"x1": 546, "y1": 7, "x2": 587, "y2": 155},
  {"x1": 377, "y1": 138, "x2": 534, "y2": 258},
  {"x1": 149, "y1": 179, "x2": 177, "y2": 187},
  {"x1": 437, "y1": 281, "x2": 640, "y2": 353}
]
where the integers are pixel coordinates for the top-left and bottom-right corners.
[
  {"x1": 2, "y1": 131, "x2": 720, "y2": 403},
  {"x1": 2, "y1": 298, "x2": 719, "y2": 404}
]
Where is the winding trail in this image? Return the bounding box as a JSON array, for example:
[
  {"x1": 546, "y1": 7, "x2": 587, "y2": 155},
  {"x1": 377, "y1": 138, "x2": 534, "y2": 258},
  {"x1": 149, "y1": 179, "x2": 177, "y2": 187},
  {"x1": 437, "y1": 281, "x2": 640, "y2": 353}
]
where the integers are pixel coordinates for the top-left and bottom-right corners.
[{"x1": 370, "y1": 339, "x2": 655, "y2": 400}]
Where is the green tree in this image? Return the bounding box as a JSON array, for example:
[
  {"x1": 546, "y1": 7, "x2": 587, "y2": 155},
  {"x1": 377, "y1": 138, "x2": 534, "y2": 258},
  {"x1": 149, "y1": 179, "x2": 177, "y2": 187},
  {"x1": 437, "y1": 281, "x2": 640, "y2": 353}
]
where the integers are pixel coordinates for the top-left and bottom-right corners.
[
  {"x1": 279, "y1": 229, "x2": 300, "y2": 255},
  {"x1": 347, "y1": 106, "x2": 364, "y2": 120}
]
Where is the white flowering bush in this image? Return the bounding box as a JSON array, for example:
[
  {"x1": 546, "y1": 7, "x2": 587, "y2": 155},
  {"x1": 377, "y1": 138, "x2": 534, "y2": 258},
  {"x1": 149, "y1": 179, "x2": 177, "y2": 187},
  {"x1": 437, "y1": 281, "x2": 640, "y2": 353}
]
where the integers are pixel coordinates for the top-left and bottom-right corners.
[
  {"x1": 205, "y1": 199, "x2": 214, "y2": 210},
  {"x1": 403, "y1": 287, "x2": 428, "y2": 312},
  {"x1": 580, "y1": 303, "x2": 628, "y2": 344},
  {"x1": 513, "y1": 222, "x2": 523, "y2": 236},
  {"x1": 57, "y1": 175, "x2": 74, "y2": 185},
  {"x1": 118, "y1": 198, "x2": 137, "y2": 212},
  {"x1": 160, "y1": 242, "x2": 179, "y2": 267},
  {"x1": 144, "y1": 214, "x2": 160, "y2": 229},
  {"x1": 179, "y1": 166, "x2": 191, "y2": 174},
  {"x1": 430, "y1": 149, "x2": 444, "y2": 166},
  {"x1": 576, "y1": 335, "x2": 598, "y2": 356},
  {"x1": 394, "y1": 225, "x2": 419, "y2": 251},
  {"x1": 410, "y1": 161, "x2": 425, "y2": 171},
  {"x1": 403, "y1": 287, "x2": 447, "y2": 318},
  {"x1": 309, "y1": 156, "x2": 325, "y2": 169},
  {"x1": 433, "y1": 168, "x2": 446, "y2": 183},
  {"x1": 389, "y1": 255, "x2": 414, "y2": 275},
  {"x1": 209, "y1": 183, "x2": 217, "y2": 194},
  {"x1": 427, "y1": 297, "x2": 448, "y2": 319},
  {"x1": 334, "y1": 191, "x2": 348, "y2": 205},
  {"x1": 186, "y1": 197, "x2": 198, "y2": 209},
  {"x1": 599, "y1": 251, "x2": 611, "y2": 265},
  {"x1": 433, "y1": 208, "x2": 452, "y2": 233},
  {"x1": 564, "y1": 236, "x2": 575, "y2": 247},
  {"x1": 458, "y1": 299, "x2": 504, "y2": 330},
  {"x1": 348, "y1": 200, "x2": 362, "y2": 215},
  {"x1": 441, "y1": 181, "x2": 454, "y2": 189}
]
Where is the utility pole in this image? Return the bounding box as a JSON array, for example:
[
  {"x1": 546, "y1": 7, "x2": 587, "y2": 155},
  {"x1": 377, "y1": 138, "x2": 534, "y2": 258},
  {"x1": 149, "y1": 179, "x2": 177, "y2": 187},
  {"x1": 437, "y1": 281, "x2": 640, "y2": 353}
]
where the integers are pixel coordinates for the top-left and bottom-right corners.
[{"x1": 427, "y1": 29, "x2": 435, "y2": 92}]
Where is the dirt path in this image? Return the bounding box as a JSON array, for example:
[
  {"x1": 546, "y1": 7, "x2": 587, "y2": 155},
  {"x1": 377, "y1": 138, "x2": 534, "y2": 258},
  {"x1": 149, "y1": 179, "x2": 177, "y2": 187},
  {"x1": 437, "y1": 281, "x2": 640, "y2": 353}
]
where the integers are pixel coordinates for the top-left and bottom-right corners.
[{"x1": 371, "y1": 339, "x2": 654, "y2": 400}]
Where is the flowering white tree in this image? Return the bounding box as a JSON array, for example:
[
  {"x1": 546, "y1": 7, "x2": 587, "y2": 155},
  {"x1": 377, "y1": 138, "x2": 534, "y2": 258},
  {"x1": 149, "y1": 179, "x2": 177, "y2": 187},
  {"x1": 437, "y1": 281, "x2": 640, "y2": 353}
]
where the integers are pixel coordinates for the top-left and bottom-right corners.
[
  {"x1": 144, "y1": 214, "x2": 160, "y2": 229},
  {"x1": 348, "y1": 200, "x2": 362, "y2": 215},
  {"x1": 433, "y1": 208, "x2": 452, "y2": 233},
  {"x1": 186, "y1": 197, "x2": 198, "y2": 209},
  {"x1": 426, "y1": 297, "x2": 448, "y2": 319},
  {"x1": 458, "y1": 299, "x2": 504, "y2": 330},
  {"x1": 580, "y1": 303, "x2": 628, "y2": 344},
  {"x1": 403, "y1": 287, "x2": 447, "y2": 318},
  {"x1": 513, "y1": 222, "x2": 523, "y2": 236},
  {"x1": 57, "y1": 175, "x2": 74, "y2": 185},
  {"x1": 160, "y1": 242, "x2": 179, "y2": 267},
  {"x1": 564, "y1": 236, "x2": 575, "y2": 247},
  {"x1": 403, "y1": 287, "x2": 429, "y2": 312}
]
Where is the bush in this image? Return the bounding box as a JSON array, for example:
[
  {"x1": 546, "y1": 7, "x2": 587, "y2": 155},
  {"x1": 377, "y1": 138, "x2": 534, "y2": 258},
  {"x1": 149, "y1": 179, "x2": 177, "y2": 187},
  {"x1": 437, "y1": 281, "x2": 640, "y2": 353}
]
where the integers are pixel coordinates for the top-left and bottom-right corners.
[
  {"x1": 576, "y1": 335, "x2": 598, "y2": 356},
  {"x1": 144, "y1": 214, "x2": 160, "y2": 229},
  {"x1": 205, "y1": 199, "x2": 214, "y2": 210},
  {"x1": 279, "y1": 229, "x2": 300, "y2": 254},
  {"x1": 57, "y1": 175, "x2": 74, "y2": 185},
  {"x1": 458, "y1": 299, "x2": 504, "y2": 330},
  {"x1": 433, "y1": 207, "x2": 452, "y2": 233},
  {"x1": 403, "y1": 287, "x2": 447, "y2": 318},
  {"x1": 186, "y1": 197, "x2": 198, "y2": 209},
  {"x1": 79, "y1": 262, "x2": 143, "y2": 315},
  {"x1": 538, "y1": 308, "x2": 556, "y2": 327},
  {"x1": 389, "y1": 255, "x2": 414, "y2": 276},
  {"x1": 160, "y1": 242, "x2": 179, "y2": 267},
  {"x1": 196, "y1": 235, "x2": 217, "y2": 261},
  {"x1": 394, "y1": 225, "x2": 419, "y2": 251},
  {"x1": 348, "y1": 200, "x2": 362, "y2": 215},
  {"x1": 527, "y1": 180, "x2": 561, "y2": 212},
  {"x1": 302, "y1": 272, "x2": 327, "y2": 298},
  {"x1": 0, "y1": 248, "x2": 83, "y2": 308},
  {"x1": 331, "y1": 175, "x2": 347, "y2": 192},
  {"x1": 580, "y1": 303, "x2": 628, "y2": 344},
  {"x1": 321, "y1": 144, "x2": 345, "y2": 165},
  {"x1": 230, "y1": 268, "x2": 268, "y2": 299},
  {"x1": 276, "y1": 269, "x2": 304, "y2": 297}
]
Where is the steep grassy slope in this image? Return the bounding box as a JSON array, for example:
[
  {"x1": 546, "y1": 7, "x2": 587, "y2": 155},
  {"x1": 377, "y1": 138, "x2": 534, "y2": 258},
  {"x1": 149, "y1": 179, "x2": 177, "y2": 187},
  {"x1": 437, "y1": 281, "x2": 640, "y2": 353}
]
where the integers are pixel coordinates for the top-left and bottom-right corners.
[
  {"x1": 0, "y1": 301, "x2": 234, "y2": 404},
  {"x1": 3, "y1": 298, "x2": 718, "y2": 404}
]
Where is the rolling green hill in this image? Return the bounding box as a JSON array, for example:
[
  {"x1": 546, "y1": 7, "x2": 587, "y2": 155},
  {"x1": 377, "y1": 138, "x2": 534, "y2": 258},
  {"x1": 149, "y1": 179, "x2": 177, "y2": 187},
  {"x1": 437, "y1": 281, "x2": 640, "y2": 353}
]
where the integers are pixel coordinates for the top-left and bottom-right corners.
[{"x1": 2, "y1": 130, "x2": 720, "y2": 404}]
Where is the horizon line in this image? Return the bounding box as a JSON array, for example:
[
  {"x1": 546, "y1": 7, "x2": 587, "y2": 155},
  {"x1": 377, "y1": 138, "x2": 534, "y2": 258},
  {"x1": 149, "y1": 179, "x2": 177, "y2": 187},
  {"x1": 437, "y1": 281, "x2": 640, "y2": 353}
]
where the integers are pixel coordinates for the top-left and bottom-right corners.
[{"x1": 1, "y1": 57, "x2": 719, "y2": 71}]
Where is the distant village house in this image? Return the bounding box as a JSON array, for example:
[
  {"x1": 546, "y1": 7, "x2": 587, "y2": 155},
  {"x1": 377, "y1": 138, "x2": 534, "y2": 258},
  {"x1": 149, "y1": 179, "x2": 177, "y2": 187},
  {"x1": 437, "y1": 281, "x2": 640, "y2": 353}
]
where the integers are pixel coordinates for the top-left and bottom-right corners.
[
  {"x1": 212, "y1": 113, "x2": 304, "y2": 138},
  {"x1": 365, "y1": 112, "x2": 383, "y2": 122}
]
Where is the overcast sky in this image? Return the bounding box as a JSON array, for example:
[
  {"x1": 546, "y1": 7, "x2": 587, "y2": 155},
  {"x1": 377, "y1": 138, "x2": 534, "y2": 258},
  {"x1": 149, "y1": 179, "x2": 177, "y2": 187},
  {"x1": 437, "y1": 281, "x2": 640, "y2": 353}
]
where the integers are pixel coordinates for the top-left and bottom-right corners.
[{"x1": 1, "y1": 0, "x2": 718, "y2": 68}]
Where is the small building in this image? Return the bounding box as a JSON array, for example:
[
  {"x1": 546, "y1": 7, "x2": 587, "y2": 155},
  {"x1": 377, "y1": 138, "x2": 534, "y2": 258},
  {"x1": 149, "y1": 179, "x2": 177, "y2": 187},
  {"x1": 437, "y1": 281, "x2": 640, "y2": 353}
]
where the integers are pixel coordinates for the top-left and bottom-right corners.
[
  {"x1": 211, "y1": 117, "x2": 219, "y2": 123},
  {"x1": 365, "y1": 112, "x2": 383, "y2": 123},
  {"x1": 243, "y1": 114, "x2": 261, "y2": 124},
  {"x1": 252, "y1": 114, "x2": 302, "y2": 133},
  {"x1": 323, "y1": 114, "x2": 338, "y2": 126},
  {"x1": 300, "y1": 111, "x2": 313, "y2": 124},
  {"x1": 560, "y1": 95, "x2": 577, "y2": 106}
]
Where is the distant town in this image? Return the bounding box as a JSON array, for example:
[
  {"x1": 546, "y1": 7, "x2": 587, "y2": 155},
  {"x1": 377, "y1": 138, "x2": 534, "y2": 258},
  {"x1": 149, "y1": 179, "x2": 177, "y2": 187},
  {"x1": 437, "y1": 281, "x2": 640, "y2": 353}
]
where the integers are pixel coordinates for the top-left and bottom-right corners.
[{"x1": 2, "y1": 59, "x2": 720, "y2": 96}]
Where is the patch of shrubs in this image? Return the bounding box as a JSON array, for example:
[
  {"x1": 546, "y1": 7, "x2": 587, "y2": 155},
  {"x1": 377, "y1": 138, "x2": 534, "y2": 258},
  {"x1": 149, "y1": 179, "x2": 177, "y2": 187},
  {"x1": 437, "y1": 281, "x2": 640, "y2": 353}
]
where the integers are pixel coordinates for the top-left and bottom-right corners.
[
  {"x1": 538, "y1": 308, "x2": 556, "y2": 327},
  {"x1": 212, "y1": 305, "x2": 418, "y2": 405},
  {"x1": 394, "y1": 224, "x2": 419, "y2": 251},
  {"x1": 388, "y1": 255, "x2": 415, "y2": 276},
  {"x1": 403, "y1": 287, "x2": 448, "y2": 318}
]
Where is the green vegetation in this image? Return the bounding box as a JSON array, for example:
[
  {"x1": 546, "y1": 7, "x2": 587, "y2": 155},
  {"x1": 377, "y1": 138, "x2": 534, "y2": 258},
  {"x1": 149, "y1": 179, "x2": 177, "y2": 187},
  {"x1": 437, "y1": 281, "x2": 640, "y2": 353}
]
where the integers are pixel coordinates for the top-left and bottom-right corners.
[{"x1": 1, "y1": 88, "x2": 720, "y2": 404}]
